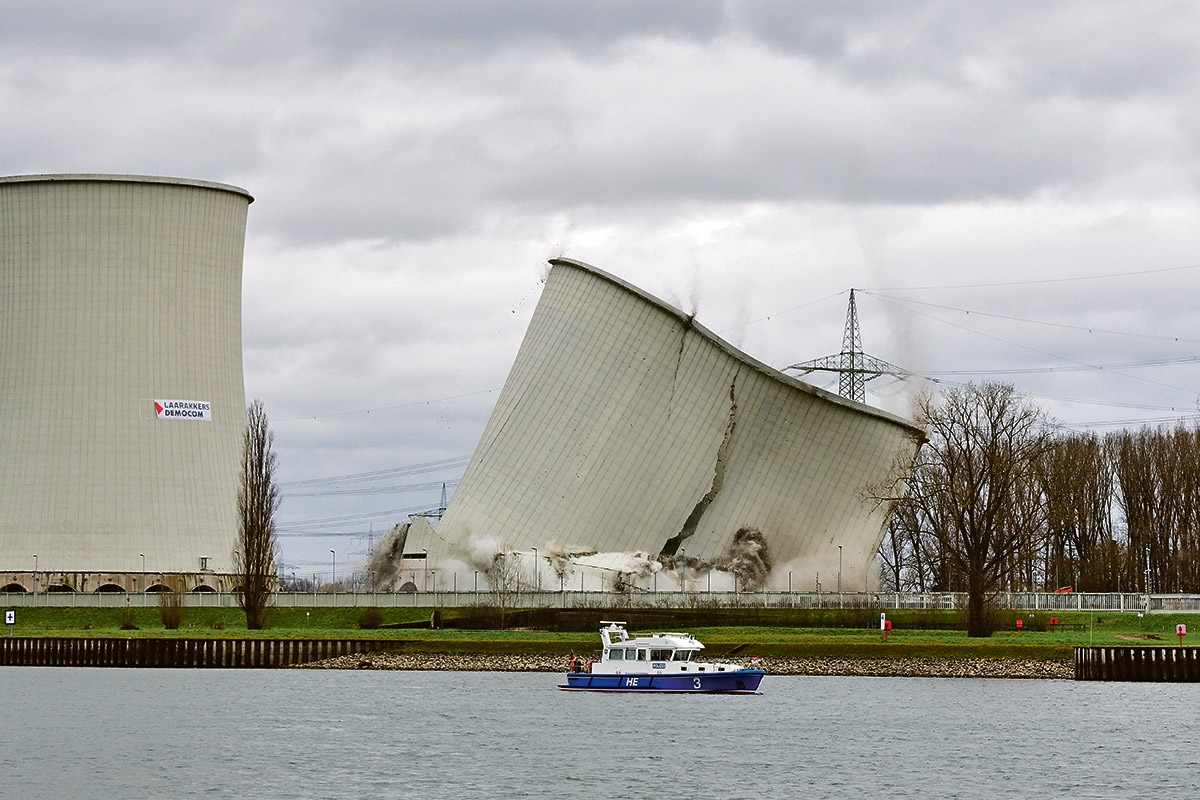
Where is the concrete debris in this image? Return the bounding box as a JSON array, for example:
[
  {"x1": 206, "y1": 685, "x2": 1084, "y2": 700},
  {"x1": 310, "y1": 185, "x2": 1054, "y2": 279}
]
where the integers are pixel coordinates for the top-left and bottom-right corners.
[
  {"x1": 363, "y1": 522, "x2": 409, "y2": 591},
  {"x1": 715, "y1": 526, "x2": 773, "y2": 591}
]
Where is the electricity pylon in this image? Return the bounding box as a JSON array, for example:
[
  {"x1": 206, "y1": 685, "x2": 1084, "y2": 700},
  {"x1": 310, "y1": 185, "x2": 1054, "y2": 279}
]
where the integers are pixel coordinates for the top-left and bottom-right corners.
[{"x1": 785, "y1": 289, "x2": 907, "y2": 404}]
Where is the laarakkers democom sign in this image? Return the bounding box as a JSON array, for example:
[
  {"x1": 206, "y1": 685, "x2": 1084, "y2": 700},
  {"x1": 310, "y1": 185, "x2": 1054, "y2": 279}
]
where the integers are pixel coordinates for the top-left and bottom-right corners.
[{"x1": 154, "y1": 399, "x2": 212, "y2": 421}]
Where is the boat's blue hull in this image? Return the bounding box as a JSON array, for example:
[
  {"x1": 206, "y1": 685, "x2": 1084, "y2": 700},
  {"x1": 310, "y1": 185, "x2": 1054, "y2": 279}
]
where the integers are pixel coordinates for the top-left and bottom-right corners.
[{"x1": 558, "y1": 669, "x2": 764, "y2": 693}]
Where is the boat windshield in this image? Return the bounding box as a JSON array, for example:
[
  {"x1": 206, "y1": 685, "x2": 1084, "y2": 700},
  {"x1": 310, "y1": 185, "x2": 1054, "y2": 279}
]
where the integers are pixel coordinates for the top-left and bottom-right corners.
[{"x1": 671, "y1": 650, "x2": 694, "y2": 661}]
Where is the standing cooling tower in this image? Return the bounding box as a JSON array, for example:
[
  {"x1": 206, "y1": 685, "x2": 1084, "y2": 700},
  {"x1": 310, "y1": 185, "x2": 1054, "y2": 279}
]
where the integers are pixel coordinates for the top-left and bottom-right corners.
[{"x1": 0, "y1": 174, "x2": 252, "y2": 592}]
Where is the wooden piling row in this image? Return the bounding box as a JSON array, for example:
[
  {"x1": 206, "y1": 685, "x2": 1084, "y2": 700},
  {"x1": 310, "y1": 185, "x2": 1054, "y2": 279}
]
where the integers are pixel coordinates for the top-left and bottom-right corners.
[
  {"x1": 0, "y1": 637, "x2": 393, "y2": 668},
  {"x1": 1075, "y1": 646, "x2": 1200, "y2": 681}
]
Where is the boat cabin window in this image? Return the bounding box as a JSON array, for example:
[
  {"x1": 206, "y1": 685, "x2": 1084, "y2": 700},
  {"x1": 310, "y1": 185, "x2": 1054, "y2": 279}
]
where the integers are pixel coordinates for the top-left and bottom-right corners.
[
  {"x1": 650, "y1": 649, "x2": 671, "y2": 662},
  {"x1": 609, "y1": 649, "x2": 623, "y2": 660},
  {"x1": 638, "y1": 649, "x2": 648, "y2": 661},
  {"x1": 672, "y1": 651, "x2": 693, "y2": 661}
]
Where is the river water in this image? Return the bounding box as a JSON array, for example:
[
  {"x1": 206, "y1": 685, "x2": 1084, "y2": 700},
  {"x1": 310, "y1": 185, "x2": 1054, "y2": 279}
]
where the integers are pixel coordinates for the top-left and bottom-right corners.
[{"x1": 1, "y1": 668, "x2": 1196, "y2": 798}]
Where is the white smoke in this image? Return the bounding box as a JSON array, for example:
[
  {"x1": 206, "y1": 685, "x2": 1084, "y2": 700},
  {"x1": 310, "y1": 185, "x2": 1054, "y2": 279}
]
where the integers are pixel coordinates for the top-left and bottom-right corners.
[{"x1": 462, "y1": 528, "x2": 504, "y2": 573}]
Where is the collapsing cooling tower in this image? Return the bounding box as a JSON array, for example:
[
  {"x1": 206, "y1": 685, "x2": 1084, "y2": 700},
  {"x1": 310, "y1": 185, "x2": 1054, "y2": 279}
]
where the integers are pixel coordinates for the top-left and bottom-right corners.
[{"x1": 436, "y1": 257, "x2": 924, "y2": 591}]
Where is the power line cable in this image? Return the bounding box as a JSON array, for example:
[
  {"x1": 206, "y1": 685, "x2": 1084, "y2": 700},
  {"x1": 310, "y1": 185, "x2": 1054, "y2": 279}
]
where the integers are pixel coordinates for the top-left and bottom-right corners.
[
  {"x1": 863, "y1": 291, "x2": 1200, "y2": 345},
  {"x1": 277, "y1": 506, "x2": 428, "y2": 530},
  {"x1": 867, "y1": 263, "x2": 1200, "y2": 291},
  {"x1": 273, "y1": 388, "x2": 500, "y2": 423},
  {"x1": 280, "y1": 455, "x2": 470, "y2": 487},
  {"x1": 866, "y1": 293, "x2": 1199, "y2": 396},
  {"x1": 926, "y1": 355, "x2": 1200, "y2": 376},
  {"x1": 716, "y1": 290, "x2": 847, "y2": 334},
  {"x1": 285, "y1": 479, "x2": 460, "y2": 498}
]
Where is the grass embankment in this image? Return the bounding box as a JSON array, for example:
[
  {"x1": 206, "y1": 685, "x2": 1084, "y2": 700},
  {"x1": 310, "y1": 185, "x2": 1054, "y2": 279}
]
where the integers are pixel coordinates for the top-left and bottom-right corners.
[{"x1": 6, "y1": 605, "x2": 1197, "y2": 662}]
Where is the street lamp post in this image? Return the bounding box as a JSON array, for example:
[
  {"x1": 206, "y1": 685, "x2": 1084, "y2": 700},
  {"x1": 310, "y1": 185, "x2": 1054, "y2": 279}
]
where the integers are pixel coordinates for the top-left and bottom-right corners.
[
  {"x1": 140, "y1": 553, "x2": 145, "y2": 593},
  {"x1": 330, "y1": 549, "x2": 336, "y2": 589},
  {"x1": 1142, "y1": 546, "x2": 1152, "y2": 597},
  {"x1": 33, "y1": 554, "x2": 37, "y2": 596},
  {"x1": 838, "y1": 545, "x2": 843, "y2": 594},
  {"x1": 422, "y1": 549, "x2": 428, "y2": 591},
  {"x1": 532, "y1": 547, "x2": 538, "y2": 592},
  {"x1": 679, "y1": 549, "x2": 685, "y2": 594},
  {"x1": 474, "y1": 571, "x2": 478, "y2": 593}
]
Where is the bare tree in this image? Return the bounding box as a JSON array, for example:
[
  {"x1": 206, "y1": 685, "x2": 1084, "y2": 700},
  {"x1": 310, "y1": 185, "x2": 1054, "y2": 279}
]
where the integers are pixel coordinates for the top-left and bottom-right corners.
[
  {"x1": 1110, "y1": 424, "x2": 1200, "y2": 593},
  {"x1": 157, "y1": 575, "x2": 186, "y2": 630},
  {"x1": 1039, "y1": 433, "x2": 1113, "y2": 591},
  {"x1": 906, "y1": 383, "x2": 1052, "y2": 637},
  {"x1": 877, "y1": 513, "x2": 907, "y2": 592},
  {"x1": 885, "y1": 400, "x2": 1200, "y2": 598},
  {"x1": 487, "y1": 551, "x2": 529, "y2": 630},
  {"x1": 234, "y1": 398, "x2": 280, "y2": 630},
  {"x1": 877, "y1": 497, "x2": 939, "y2": 593}
]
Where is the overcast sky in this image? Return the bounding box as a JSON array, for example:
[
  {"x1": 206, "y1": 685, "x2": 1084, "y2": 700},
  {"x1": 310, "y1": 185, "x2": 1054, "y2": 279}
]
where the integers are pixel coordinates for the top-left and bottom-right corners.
[{"x1": 5, "y1": 1, "x2": 1199, "y2": 578}]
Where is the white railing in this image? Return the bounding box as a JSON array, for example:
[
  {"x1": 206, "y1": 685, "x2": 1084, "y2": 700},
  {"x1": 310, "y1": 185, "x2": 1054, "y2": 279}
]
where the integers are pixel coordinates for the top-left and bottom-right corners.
[{"x1": 2, "y1": 590, "x2": 1196, "y2": 612}]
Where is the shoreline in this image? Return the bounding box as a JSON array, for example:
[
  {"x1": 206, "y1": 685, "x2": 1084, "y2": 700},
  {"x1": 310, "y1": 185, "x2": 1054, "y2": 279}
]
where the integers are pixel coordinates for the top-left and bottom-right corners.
[{"x1": 299, "y1": 652, "x2": 1075, "y2": 679}]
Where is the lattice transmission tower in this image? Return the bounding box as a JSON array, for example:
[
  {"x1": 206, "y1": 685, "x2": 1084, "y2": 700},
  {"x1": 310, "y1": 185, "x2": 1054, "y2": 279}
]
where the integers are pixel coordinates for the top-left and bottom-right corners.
[{"x1": 785, "y1": 289, "x2": 907, "y2": 405}]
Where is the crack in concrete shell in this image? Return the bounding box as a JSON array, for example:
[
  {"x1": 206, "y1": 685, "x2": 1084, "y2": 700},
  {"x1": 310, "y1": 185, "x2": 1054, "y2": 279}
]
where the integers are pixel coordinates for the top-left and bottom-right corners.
[
  {"x1": 665, "y1": 314, "x2": 695, "y2": 417},
  {"x1": 660, "y1": 374, "x2": 738, "y2": 557}
]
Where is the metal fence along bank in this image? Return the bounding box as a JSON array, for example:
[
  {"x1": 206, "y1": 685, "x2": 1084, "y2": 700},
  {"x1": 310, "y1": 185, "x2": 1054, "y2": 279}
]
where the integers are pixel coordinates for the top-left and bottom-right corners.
[
  {"x1": 4, "y1": 590, "x2": 1200, "y2": 612},
  {"x1": 0, "y1": 637, "x2": 393, "y2": 668},
  {"x1": 1075, "y1": 646, "x2": 1200, "y2": 681}
]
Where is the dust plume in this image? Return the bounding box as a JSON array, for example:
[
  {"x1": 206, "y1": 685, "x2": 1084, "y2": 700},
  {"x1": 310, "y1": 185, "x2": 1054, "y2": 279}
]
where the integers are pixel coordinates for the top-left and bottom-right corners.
[{"x1": 363, "y1": 522, "x2": 409, "y2": 591}]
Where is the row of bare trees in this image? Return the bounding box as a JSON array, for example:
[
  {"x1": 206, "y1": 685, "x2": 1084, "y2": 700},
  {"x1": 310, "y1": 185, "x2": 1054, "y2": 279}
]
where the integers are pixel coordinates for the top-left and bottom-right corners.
[{"x1": 878, "y1": 382, "x2": 1200, "y2": 636}]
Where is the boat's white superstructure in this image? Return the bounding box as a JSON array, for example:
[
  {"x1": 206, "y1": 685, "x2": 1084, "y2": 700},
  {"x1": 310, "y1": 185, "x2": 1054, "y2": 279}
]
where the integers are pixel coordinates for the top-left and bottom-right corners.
[{"x1": 595, "y1": 620, "x2": 749, "y2": 676}]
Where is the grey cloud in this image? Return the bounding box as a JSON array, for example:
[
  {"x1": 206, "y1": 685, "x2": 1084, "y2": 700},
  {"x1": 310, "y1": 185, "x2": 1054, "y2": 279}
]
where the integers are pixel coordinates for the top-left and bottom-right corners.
[
  {"x1": 729, "y1": 1, "x2": 1200, "y2": 99},
  {"x1": 312, "y1": 0, "x2": 726, "y2": 59},
  {"x1": 5, "y1": 1, "x2": 1195, "y2": 247},
  {"x1": 0, "y1": 1, "x2": 725, "y2": 65}
]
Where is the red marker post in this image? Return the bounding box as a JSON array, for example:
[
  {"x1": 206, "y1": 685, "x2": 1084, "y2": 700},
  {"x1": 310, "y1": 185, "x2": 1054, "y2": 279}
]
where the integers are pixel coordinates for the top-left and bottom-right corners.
[
  {"x1": 1015, "y1": 619, "x2": 1023, "y2": 631},
  {"x1": 1178, "y1": 623, "x2": 1187, "y2": 647}
]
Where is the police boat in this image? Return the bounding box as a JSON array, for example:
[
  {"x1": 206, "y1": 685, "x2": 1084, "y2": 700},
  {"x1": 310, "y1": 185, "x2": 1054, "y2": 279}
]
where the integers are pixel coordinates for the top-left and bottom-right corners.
[{"x1": 559, "y1": 620, "x2": 764, "y2": 693}]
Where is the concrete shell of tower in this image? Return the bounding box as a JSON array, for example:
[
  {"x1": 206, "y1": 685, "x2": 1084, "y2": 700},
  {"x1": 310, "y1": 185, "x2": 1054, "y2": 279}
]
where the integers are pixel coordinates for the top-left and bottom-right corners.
[
  {"x1": 0, "y1": 174, "x2": 251, "y2": 587},
  {"x1": 436, "y1": 257, "x2": 925, "y2": 591}
]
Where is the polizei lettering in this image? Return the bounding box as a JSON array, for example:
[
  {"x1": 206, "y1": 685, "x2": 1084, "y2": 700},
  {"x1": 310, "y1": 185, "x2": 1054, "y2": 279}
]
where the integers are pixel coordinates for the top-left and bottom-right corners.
[{"x1": 154, "y1": 399, "x2": 212, "y2": 422}]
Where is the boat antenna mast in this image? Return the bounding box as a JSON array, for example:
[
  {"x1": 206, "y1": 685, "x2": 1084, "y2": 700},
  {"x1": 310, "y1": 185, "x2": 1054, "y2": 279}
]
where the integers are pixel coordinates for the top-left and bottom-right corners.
[{"x1": 784, "y1": 289, "x2": 907, "y2": 405}]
